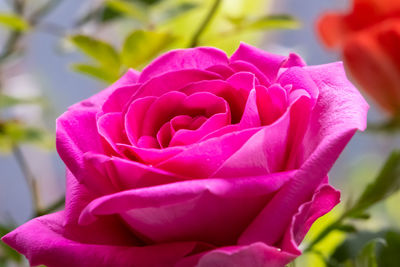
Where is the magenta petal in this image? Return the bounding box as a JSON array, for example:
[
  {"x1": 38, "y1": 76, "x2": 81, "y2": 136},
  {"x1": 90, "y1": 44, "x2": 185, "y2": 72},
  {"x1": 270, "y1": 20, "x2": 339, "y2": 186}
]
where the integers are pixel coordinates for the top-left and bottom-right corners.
[
  {"x1": 213, "y1": 95, "x2": 310, "y2": 178},
  {"x1": 125, "y1": 96, "x2": 156, "y2": 144},
  {"x1": 191, "y1": 242, "x2": 296, "y2": 267},
  {"x1": 226, "y1": 72, "x2": 257, "y2": 92},
  {"x1": 97, "y1": 112, "x2": 128, "y2": 152},
  {"x1": 141, "y1": 91, "x2": 186, "y2": 136},
  {"x1": 229, "y1": 60, "x2": 270, "y2": 86},
  {"x1": 238, "y1": 62, "x2": 368, "y2": 247},
  {"x1": 282, "y1": 53, "x2": 307, "y2": 68},
  {"x1": 82, "y1": 153, "x2": 184, "y2": 190},
  {"x1": 278, "y1": 66, "x2": 319, "y2": 106},
  {"x1": 206, "y1": 64, "x2": 235, "y2": 79},
  {"x1": 156, "y1": 127, "x2": 260, "y2": 178},
  {"x1": 181, "y1": 80, "x2": 247, "y2": 123},
  {"x1": 79, "y1": 172, "x2": 294, "y2": 245},
  {"x1": 56, "y1": 107, "x2": 103, "y2": 181},
  {"x1": 139, "y1": 47, "x2": 229, "y2": 83},
  {"x1": 136, "y1": 69, "x2": 221, "y2": 99},
  {"x1": 256, "y1": 84, "x2": 288, "y2": 125},
  {"x1": 170, "y1": 112, "x2": 230, "y2": 147},
  {"x1": 101, "y1": 84, "x2": 141, "y2": 114},
  {"x1": 1, "y1": 212, "x2": 198, "y2": 267},
  {"x1": 230, "y1": 43, "x2": 286, "y2": 82},
  {"x1": 117, "y1": 143, "x2": 184, "y2": 165},
  {"x1": 280, "y1": 183, "x2": 340, "y2": 255},
  {"x1": 238, "y1": 89, "x2": 261, "y2": 128},
  {"x1": 56, "y1": 69, "x2": 138, "y2": 180}
]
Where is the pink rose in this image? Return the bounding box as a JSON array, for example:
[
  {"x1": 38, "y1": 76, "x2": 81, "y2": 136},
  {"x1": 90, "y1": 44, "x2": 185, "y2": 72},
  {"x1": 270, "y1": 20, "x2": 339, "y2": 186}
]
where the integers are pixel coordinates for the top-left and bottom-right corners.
[{"x1": 2, "y1": 43, "x2": 368, "y2": 267}]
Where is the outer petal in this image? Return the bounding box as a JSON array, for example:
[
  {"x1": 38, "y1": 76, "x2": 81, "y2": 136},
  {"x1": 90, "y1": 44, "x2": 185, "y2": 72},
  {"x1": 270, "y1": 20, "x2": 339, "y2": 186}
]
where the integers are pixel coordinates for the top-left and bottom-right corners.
[
  {"x1": 1, "y1": 212, "x2": 199, "y2": 267},
  {"x1": 139, "y1": 47, "x2": 229, "y2": 83},
  {"x1": 56, "y1": 70, "x2": 139, "y2": 180},
  {"x1": 238, "y1": 62, "x2": 368, "y2": 246},
  {"x1": 79, "y1": 171, "x2": 295, "y2": 246},
  {"x1": 177, "y1": 242, "x2": 296, "y2": 267},
  {"x1": 230, "y1": 43, "x2": 286, "y2": 82},
  {"x1": 280, "y1": 183, "x2": 340, "y2": 255}
]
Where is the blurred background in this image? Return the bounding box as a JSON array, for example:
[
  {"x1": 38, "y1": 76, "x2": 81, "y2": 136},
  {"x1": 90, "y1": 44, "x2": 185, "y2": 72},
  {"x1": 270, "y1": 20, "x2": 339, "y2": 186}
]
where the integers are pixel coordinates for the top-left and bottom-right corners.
[{"x1": 0, "y1": 0, "x2": 399, "y2": 266}]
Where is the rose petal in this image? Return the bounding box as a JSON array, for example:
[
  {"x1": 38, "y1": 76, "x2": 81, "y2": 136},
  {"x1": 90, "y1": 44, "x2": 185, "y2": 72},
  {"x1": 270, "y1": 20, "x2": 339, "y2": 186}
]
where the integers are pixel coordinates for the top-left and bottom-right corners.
[
  {"x1": 278, "y1": 66, "x2": 319, "y2": 106},
  {"x1": 156, "y1": 127, "x2": 261, "y2": 178},
  {"x1": 1, "y1": 212, "x2": 199, "y2": 267},
  {"x1": 190, "y1": 242, "x2": 297, "y2": 267},
  {"x1": 280, "y1": 183, "x2": 340, "y2": 255},
  {"x1": 136, "y1": 69, "x2": 221, "y2": 100},
  {"x1": 139, "y1": 47, "x2": 229, "y2": 83},
  {"x1": 238, "y1": 62, "x2": 368, "y2": 246},
  {"x1": 256, "y1": 84, "x2": 288, "y2": 126},
  {"x1": 79, "y1": 171, "x2": 295, "y2": 246},
  {"x1": 56, "y1": 70, "x2": 138, "y2": 180},
  {"x1": 230, "y1": 43, "x2": 286, "y2": 82},
  {"x1": 212, "y1": 94, "x2": 310, "y2": 178}
]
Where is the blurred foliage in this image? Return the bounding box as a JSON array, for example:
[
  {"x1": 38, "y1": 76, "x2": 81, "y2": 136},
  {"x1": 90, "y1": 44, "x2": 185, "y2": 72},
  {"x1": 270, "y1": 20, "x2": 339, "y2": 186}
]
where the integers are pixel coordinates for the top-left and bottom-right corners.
[
  {"x1": 0, "y1": 13, "x2": 29, "y2": 31},
  {"x1": 69, "y1": 0, "x2": 299, "y2": 82},
  {"x1": 301, "y1": 151, "x2": 400, "y2": 266}
]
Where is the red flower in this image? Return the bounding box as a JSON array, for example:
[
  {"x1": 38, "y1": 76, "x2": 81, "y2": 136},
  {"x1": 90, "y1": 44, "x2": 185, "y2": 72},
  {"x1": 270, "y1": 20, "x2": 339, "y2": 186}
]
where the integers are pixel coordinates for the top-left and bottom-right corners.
[{"x1": 318, "y1": 0, "x2": 400, "y2": 115}]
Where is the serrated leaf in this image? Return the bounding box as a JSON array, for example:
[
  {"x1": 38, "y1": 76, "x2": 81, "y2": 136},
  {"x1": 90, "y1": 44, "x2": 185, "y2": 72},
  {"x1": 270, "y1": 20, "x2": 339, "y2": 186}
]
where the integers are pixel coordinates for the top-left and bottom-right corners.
[
  {"x1": 0, "y1": 13, "x2": 29, "y2": 31},
  {"x1": 121, "y1": 30, "x2": 174, "y2": 68},
  {"x1": 70, "y1": 35, "x2": 120, "y2": 70},
  {"x1": 246, "y1": 14, "x2": 300, "y2": 30},
  {"x1": 347, "y1": 150, "x2": 400, "y2": 217},
  {"x1": 105, "y1": 0, "x2": 146, "y2": 21},
  {"x1": 72, "y1": 63, "x2": 119, "y2": 83}
]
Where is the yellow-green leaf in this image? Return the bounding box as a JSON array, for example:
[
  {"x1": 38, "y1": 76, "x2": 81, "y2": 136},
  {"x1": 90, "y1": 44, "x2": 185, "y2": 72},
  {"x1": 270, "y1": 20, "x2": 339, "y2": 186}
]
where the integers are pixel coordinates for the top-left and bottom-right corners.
[
  {"x1": 70, "y1": 35, "x2": 120, "y2": 70},
  {"x1": 0, "y1": 13, "x2": 29, "y2": 31},
  {"x1": 121, "y1": 30, "x2": 174, "y2": 68},
  {"x1": 105, "y1": 0, "x2": 146, "y2": 22},
  {"x1": 247, "y1": 15, "x2": 300, "y2": 30},
  {"x1": 72, "y1": 63, "x2": 119, "y2": 83}
]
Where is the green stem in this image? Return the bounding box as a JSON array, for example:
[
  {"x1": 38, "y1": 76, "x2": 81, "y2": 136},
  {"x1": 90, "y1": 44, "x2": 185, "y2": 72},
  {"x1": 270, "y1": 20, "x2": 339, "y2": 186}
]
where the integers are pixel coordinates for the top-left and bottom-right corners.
[
  {"x1": 12, "y1": 145, "x2": 41, "y2": 216},
  {"x1": 188, "y1": 0, "x2": 221, "y2": 47}
]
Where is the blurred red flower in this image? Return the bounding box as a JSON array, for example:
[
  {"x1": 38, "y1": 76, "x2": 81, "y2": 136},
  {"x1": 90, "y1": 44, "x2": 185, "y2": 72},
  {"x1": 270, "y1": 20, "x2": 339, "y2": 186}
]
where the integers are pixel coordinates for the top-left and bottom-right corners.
[{"x1": 317, "y1": 0, "x2": 400, "y2": 115}]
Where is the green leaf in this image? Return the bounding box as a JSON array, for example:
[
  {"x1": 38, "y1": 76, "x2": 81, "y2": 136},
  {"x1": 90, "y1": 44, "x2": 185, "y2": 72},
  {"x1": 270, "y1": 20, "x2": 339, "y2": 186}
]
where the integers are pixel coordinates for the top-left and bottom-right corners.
[
  {"x1": 70, "y1": 35, "x2": 120, "y2": 70},
  {"x1": 71, "y1": 63, "x2": 119, "y2": 83},
  {"x1": 105, "y1": 0, "x2": 146, "y2": 21},
  {"x1": 121, "y1": 30, "x2": 174, "y2": 68},
  {"x1": 246, "y1": 14, "x2": 300, "y2": 30},
  {"x1": 0, "y1": 13, "x2": 29, "y2": 31},
  {"x1": 347, "y1": 150, "x2": 400, "y2": 217},
  {"x1": 379, "y1": 231, "x2": 400, "y2": 266},
  {"x1": 354, "y1": 239, "x2": 385, "y2": 267},
  {"x1": 330, "y1": 231, "x2": 386, "y2": 265}
]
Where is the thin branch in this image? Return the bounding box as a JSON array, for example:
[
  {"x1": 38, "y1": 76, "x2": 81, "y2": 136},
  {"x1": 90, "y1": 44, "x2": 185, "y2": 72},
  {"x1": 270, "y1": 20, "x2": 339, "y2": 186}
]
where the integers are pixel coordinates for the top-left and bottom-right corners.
[
  {"x1": 12, "y1": 145, "x2": 41, "y2": 215},
  {"x1": 188, "y1": 0, "x2": 221, "y2": 47}
]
